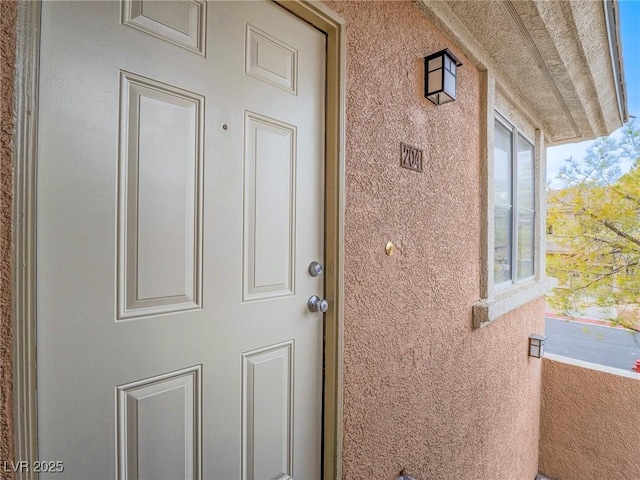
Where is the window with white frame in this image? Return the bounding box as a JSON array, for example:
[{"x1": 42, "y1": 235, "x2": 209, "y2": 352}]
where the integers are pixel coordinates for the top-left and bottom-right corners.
[{"x1": 493, "y1": 114, "x2": 535, "y2": 288}]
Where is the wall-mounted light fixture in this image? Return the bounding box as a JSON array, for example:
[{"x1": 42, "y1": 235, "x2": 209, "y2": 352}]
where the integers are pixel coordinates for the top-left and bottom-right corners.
[
  {"x1": 528, "y1": 334, "x2": 548, "y2": 358},
  {"x1": 424, "y1": 48, "x2": 462, "y2": 105}
]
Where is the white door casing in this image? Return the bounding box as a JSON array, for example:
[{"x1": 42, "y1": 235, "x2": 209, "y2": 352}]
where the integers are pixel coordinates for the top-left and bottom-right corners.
[{"x1": 35, "y1": 1, "x2": 329, "y2": 479}]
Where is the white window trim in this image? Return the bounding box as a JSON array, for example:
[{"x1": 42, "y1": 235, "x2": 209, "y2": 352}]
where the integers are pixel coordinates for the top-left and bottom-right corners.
[
  {"x1": 494, "y1": 112, "x2": 536, "y2": 290},
  {"x1": 473, "y1": 74, "x2": 555, "y2": 328},
  {"x1": 474, "y1": 277, "x2": 557, "y2": 327}
]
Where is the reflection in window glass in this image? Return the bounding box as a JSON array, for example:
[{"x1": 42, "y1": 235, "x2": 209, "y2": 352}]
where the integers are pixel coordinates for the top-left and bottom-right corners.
[
  {"x1": 517, "y1": 135, "x2": 535, "y2": 280},
  {"x1": 494, "y1": 121, "x2": 512, "y2": 284}
]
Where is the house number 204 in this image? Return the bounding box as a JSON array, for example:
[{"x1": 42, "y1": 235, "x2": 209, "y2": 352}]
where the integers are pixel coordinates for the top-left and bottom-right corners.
[{"x1": 400, "y1": 142, "x2": 423, "y2": 172}]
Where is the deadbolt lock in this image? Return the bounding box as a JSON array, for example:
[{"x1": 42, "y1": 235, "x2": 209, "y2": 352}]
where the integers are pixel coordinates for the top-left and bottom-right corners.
[{"x1": 308, "y1": 261, "x2": 324, "y2": 277}]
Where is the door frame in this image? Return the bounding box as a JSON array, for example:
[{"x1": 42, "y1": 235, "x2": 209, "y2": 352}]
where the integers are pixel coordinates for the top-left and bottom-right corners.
[{"x1": 12, "y1": 1, "x2": 346, "y2": 479}]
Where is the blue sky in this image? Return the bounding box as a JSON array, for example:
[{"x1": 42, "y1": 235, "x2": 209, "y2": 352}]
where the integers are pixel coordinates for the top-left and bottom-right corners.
[
  {"x1": 546, "y1": 0, "x2": 640, "y2": 186},
  {"x1": 620, "y1": 0, "x2": 640, "y2": 117}
]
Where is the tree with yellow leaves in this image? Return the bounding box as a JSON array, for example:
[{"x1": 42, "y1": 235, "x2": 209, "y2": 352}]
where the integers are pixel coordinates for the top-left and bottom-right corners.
[{"x1": 547, "y1": 120, "x2": 640, "y2": 332}]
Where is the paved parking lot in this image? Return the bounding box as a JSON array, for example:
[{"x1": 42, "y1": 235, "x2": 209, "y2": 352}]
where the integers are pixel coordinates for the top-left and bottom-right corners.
[{"x1": 545, "y1": 317, "x2": 640, "y2": 371}]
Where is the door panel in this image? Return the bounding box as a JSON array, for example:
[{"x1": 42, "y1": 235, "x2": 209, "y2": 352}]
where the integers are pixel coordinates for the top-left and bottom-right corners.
[
  {"x1": 245, "y1": 24, "x2": 298, "y2": 94},
  {"x1": 242, "y1": 342, "x2": 293, "y2": 480},
  {"x1": 117, "y1": 366, "x2": 201, "y2": 480},
  {"x1": 37, "y1": 1, "x2": 326, "y2": 479},
  {"x1": 118, "y1": 71, "x2": 204, "y2": 318},
  {"x1": 243, "y1": 112, "x2": 297, "y2": 301},
  {"x1": 121, "y1": 0, "x2": 206, "y2": 55}
]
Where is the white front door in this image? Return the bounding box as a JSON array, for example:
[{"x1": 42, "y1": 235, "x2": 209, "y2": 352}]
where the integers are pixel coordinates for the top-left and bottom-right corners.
[{"x1": 36, "y1": 1, "x2": 326, "y2": 478}]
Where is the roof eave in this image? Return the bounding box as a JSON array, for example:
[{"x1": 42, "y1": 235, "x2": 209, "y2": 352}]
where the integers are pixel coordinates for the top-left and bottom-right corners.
[{"x1": 417, "y1": 0, "x2": 628, "y2": 145}]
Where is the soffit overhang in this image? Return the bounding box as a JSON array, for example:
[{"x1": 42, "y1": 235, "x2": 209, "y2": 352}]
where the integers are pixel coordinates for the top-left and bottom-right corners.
[{"x1": 419, "y1": 0, "x2": 627, "y2": 146}]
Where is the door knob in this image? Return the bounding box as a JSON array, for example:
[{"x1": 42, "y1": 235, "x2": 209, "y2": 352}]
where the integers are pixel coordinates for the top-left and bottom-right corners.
[
  {"x1": 308, "y1": 295, "x2": 329, "y2": 313},
  {"x1": 308, "y1": 261, "x2": 324, "y2": 277}
]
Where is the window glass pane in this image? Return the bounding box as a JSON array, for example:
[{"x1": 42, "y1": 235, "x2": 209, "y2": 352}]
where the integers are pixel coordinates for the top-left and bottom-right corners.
[
  {"x1": 428, "y1": 56, "x2": 442, "y2": 71},
  {"x1": 428, "y1": 70, "x2": 442, "y2": 92},
  {"x1": 517, "y1": 134, "x2": 535, "y2": 280},
  {"x1": 494, "y1": 121, "x2": 512, "y2": 208},
  {"x1": 517, "y1": 207, "x2": 534, "y2": 280},
  {"x1": 494, "y1": 204, "x2": 512, "y2": 284},
  {"x1": 517, "y1": 134, "x2": 534, "y2": 211},
  {"x1": 444, "y1": 71, "x2": 455, "y2": 97},
  {"x1": 494, "y1": 120, "x2": 513, "y2": 285}
]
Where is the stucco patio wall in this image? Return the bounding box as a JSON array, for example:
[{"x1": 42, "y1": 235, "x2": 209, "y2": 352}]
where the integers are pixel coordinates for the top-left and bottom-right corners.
[
  {"x1": 323, "y1": 1, "x2": 545, "y2": 478},
  {"x1": 539, "y1": 355, "x2": 640, "y2": 480},
  {"x1": 0, "y1": 1, "x2": 16, "y2": 479}
]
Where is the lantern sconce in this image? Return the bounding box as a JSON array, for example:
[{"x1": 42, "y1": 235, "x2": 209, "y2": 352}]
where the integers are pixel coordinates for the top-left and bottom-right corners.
[
  {"x1": 424, "y1": 48, "x2": 463, "y2": 105},
  {"x1": 528, "y1": 334, "x2": 548, "y2": 359}
]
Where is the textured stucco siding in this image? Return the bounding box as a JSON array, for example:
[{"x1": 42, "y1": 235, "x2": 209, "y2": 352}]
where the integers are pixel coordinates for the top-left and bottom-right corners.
[
  {"x1": 0, "y1": 0, "x2": 16, "y2": 478},
  {"x1": 539, "y1": 358, "x2": 640, "y2": 480},
  {"x1": 496, "y1": 89, "x2": 536, "y2": 143},
  {"x1": 322, "y1": 1, "x2": 544, "y2": 478}
]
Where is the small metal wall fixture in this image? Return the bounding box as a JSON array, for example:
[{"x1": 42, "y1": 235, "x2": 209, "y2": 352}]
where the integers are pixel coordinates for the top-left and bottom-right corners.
[
  {"x1": 528, "y1": 334, "x2": 548, "y2": 358},
  {"x1": 424, "y1": 48, "x2": 462, "y2": 105},
  {"x1": 397, "y1": 468, "x2": 418, "y2": 480},
  {"x1": 385, "y1": 241, "x2": 396, "y2": 256}
]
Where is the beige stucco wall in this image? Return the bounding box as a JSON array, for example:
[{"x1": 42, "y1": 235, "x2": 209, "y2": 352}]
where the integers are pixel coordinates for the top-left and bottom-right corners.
[
  {"x1": 322, "y1": 1, "x2": 545, "y2": 478},
  {"x1": 0, "y1": 1, "x2": 16, "y2": 478},
  {"x1": 539, "y1": 357, "x2": 640, "y2": 480}
]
